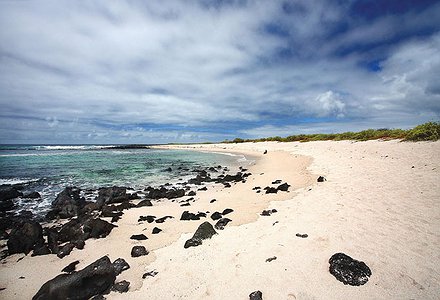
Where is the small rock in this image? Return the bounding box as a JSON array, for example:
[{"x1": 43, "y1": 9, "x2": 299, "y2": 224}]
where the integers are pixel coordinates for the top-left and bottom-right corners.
[
  {"x1": 142, "y1": 270, "x2": 158, "y2": 279},
  {"x1": 138, "y1": 215, "x2": 155, "y2": 223},
  {"x1": 249, "y1": 290, "x2": 263, "y2": 300},
  {"x1": 329, "y1": 253, "x2": 371, "y2": 286},
  {"x1": 131, "y1": 246, "x2": 149, "y2": 257},
  {"x1": 180, "y1": 202, "x2": 191, "y2": 207},
  {"x1": 152, "y1": 227, "x2": 162, "y2": 234},
  {"x1": 198, "y1": 186, "x2": 207, "y2": 191},
  {"x1": 32, "y1": 244, "x2": 51, "y2": 256},
  {"x1": 130, "y1": 234, "x2": 148, "y2": 240},
  {"x1": 277, "y1": 183, "x2": 290, "y2": 192},
  {"x1": 263, "y1": 150, "x2": 267, "y2": 154},
  {"x1": 317, "y1": 176, "x2": 326, "y2": 182},
  {"x1": 57, "y1": 243, "x2": 75, "y2": 258},
  {"x1": 211, "y1": 212, "x2": 223, "y2": 221},
  {"x1": 187, "y1": 191, "x2": 196, "y2": 196},
  {"x1": 209, "y1": 199, "x2": 216, "y2": 203},
  {"x1": 112, "y1": 258, "x2": 130, "y2": 275},
  {"x1": 222, "y1": 208, "x2": 233, "y2": 215},
  {"x1": 111, "y1": 280, "x2": 130, "y2": 293},
  {"x1": 265, "y1": 256, "x2": 277, "y2": 262},
  {"x1": 215, "y1": 218, "x2": 231, "y2": 230},
  {"x1": 24, "y1": 191, "x2": 41, "y2": 199},
  {"x1": 155, "y1": 216, "x2": 173, "y2": 223},
  {"x1": 137, "y1": 200, "x2": 152, "y2": 207},
  {"x1": 271, "y1": 180, "x2": 282, "y2": 184},
  {"x1": 296, "y1": 233, "x2": 308, "y2": 238},
  {"x1": 260, "y1": 209, "x2": 277, "y2": 216},
  {"x1": 62, "y1": 260, "x2": 80, "y2": 273}
]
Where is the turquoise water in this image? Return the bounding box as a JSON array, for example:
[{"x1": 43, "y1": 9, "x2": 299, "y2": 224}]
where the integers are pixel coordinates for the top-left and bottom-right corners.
[{"x1": 0, "y1": 145, "x2": 247, "y2": 214}]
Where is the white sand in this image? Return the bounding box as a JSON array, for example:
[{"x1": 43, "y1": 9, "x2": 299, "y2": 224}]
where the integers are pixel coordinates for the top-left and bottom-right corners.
[{"x1": 1, "y1": 140, "x2": 439, "y2": 299}]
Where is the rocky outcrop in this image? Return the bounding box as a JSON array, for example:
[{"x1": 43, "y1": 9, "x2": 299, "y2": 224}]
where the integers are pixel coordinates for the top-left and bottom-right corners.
[
  {"x1": 33, "y1": 256, "x2": 116, "y2": 300},
  {"x1": 7, "y1": 221, "x2": 44, "y2": 255},
  {"x1": 96, "y1": 187, "x2": 130, "y2": 207},
  {"x1": 145, "y1": 187, "x2": 185, "y2": 200},
  {"x1": 329, "y1": 253, "x2": 371, "y2": 286},
  {"x1": 184, "y1": 222, "x2": 217, "y2": 249},
  {"x1": 51, "y1": 187, "x2": 86, "y2": 219}
]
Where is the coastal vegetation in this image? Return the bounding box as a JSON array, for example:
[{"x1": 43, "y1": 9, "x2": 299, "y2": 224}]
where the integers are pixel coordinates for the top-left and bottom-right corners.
[{"x1": 223, "y1": 122, "x2": 440, "y2": 143}]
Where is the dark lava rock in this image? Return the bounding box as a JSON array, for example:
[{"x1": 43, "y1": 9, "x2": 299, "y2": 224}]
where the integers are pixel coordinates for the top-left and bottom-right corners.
[
  {"x1": 101, "y1": 206, "x2": 123, "y2": 218},
  {"x1": 73, "y1": 239, "x2": 85, "y2": 250},
  {"x1": 180, "y1": 202, "x2": 191, "y2": 207},
  {"x1": 249, "y1": 290, "x2": 263, "y2": 300},
  {"x1": 252, "y1": 186, "x2": 261, "y2": 190},
  {"x1": 272, "y1": 180, "x2": 282, "y2": 184},
  {"x1": 137, "y1": 200, "x2": 152, "y2": 207},
  {"x1": 164, "y1": 167, "x2": 172, "y2": 172},
  {"x1": 33, "y1": 256, "x2": 116, "y2": 300},
  {"x1": 83, "y1": 218, "x2": 116, "y2": 239},
  {"x1": 155, "y1": 216, "x2": 173, "y2": 223},
  {"x1": 264, "y1": 187, "x2": 278, "y2": 194},
  {"x1": 181, "y1": 211, "x2": 202, "y2": 221},
  {"x1": 111, "y1": 280, "x2": 130, "y2": 293},
  {"x1": 210, "y1": 211, "x2": 222, "y2": 221},
  {"x1": 61, "y1": 260, "x2": 80, "y2": 273},
  {"x1": 52, "y1": 187, "x2": 85, "y2": 218},
  {"x1": 329, "y1": 253, "x2": 372, "y2": 286},
  {"x1": 317, "y1": 176, "x2": 326, "y2": 182},
  {"x1": 152, "y1": 227, "x2": 162, "y2": 234},
  {"x1": 112, "y1": 258, "x2": 130, "y2": 275},
  {"x1": 209, "y1": 199, "x2": 217, "y2": 203},
  {"x1": 0, "y1": 186, "x2": 23, "y2": 201},
  {"x1": 263, "y1": 150, "x2": 267, "y2": 154},
  {"x1": 260, "y1": 209, "x2": 277, "y2": 216},
  {"x1": 187, "y1": 191, "x2": 196, "y2": 196},
  {"x1": 222, "y1": 208, "x2": 233, "y2": 215},
  {"x1": 142, "y1": 270, "x2": 158, "y2": 278},
  {"x1": 296, "y1": 233, "x2": 308, "y2": 238},
  {"x1": 138, "y1": 215, "x2": 155, "y2": 223},
  {"x1": 184, "y1": 222, "x2": 217, "y2": 249},
  {"x1": 198, "y1": 186, "x2": 207, "y2": 191},
  {"x1": 277, "y1": 183, "x2": 290, "y2": 192},
  {"x1": 57, "y1": 243, "x2": 75, "y2": 258},
  {"x1": 24, "y1": 191, "x2": 41, "y2": 199},
  {"x1": 130, "y1": 234, "x2": 148, "y2": 240},
  {"x1": 215, "y1": 218, "x2": 232, "y2": 230},
  {"x1": 32, "y1": 244, "x2": 51, "y2": 256},
  {"x1": 96, "y1": 186, "x2": 129, "y2": 207},
  {"x1": 265, "y1": 256, "x2": 277, "y2": 262},
  {"x1": 131, "y1": 246, "x2": 149, "y2": 257},
  {"x1": 0, "y1": 198, "x2": 15, "y2": 212},
  {"x1": 57, "y1": 219, "x2": 85, "y2": 243},
  {"x1": 7, "y1": 221, "x2": 44, "y2": 255},
  {"x1": 146, "y1": 187, "x2": 185, "y2": 200},
  {"x1": 223, "y1": 183, "x2": 231, "y2": 188}
]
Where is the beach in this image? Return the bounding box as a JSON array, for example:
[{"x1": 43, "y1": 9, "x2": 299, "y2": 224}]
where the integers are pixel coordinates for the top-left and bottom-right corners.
[{"x1": 1, "y1": 140, "x2": 439, "y2": 299}]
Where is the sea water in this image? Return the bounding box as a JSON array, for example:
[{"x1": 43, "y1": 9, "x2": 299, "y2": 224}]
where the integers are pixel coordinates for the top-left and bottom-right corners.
[{"x1": 0, "y1": 145, "x2": 249, "y2": 215}]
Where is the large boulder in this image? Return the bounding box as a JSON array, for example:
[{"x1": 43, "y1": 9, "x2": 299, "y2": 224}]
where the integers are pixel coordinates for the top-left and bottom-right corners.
[
  {"x1": 96, "y1": 187, "x2": 129, "y2": 207},
  {"x1": 184, "y1": 222, "x2": 217, "y2": 249},
  {"x1": 51, "y1": 187, "x2": 85, "y2": 218},
  {"x1": 146, "y1": 187, "x2": 185, "y2": 200},
  {"x1": 83, "y1": 218, "x2": 116, "y2": 239},
  {"x1": 7, "y1": 221, "x2": 44, "y2": 255},
  {"x1": 33, "y1": 256, "x2": 116, "y2": 300},
  {"x1": 0, "y1": 186, "x2": 23, "y2": 201},
  {"x1": 329, "y1": 253, "x2": 372, "y2": 286}
]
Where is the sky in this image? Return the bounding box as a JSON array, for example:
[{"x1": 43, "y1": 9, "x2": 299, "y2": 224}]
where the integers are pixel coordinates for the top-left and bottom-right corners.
[{"x1": 0, "y1": 0, "x2": 439, "y2": 144}]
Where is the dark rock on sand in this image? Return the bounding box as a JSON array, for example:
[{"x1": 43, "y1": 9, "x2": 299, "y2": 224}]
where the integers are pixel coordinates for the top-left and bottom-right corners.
[
  {"x1": 112, "y1": 258, "x2": 130, "y2": 275},
  {"x1": 32, "y1": 244, "x2": 51, "y2": 256},
  {"x1": 210, "y1": 212, "x2": 223, "y2": 221},
  {"x1": 296, "y1": 233, "x2": 308, "y2": 238},
  {"x1": 7, "y1": 221, "x2": 44, "y2": 255},
  {"x1": 96, "y1": 187, "x2": 129, "y2": 207},
  {"x1": 184, "y1": 222, "x2": 217, "y2": 249},
  {"x1": 180, "y1": 202, "x2": 191, "y2": 207},
  {"x1": 265, "y1": 256, "x2": 277, "y2": 262},
  {"x1": 142, "y1": 270, "x2": 158, "y2": 278},
  {"x1": 57, "y1": 243, "x2": 75, "y2": 258},
  {"x1": 138, "y1": 215, "x2": 156, "y2": 223},
  {"x1": 210, "y1": 199, "x2": 217, "y2": 203},
  {"x1": 198, "y1": 186, "x2": 207, "y2": 191},
  {"x1": 329, "y1": 253, "x2": 371, "y2": 286},
  {"x1": 264, "y1": 187, "x2": 278, "y2": 194},
  {"x1": 181, "y1": 211, "x2": 205, "y2": 221},
  {"x1": 187, "y1": 191, "x2": 196, "y2": 196},
  {"x1": 222, "y1": 208, "x2": 233, "y2": 215},
  {"x1": 62, "y1": 260, "x2": 80, "y2": 273},
  {"x1": 250, "y1": 290, "x2": 263, "y2": 300},
  {"x1": 130, "y1": 234, "x2": 148, "y2": 240},
  {"x1": 83, "y1": 218, "x2": 116, "y2": 239},
  {"x1": 33, "y1": 256, "x2": 116, "y2": 300},
  {"x1": 317, "y1": 176, "x2": 326, "y2": 182},
  {"x1": 277, "y1": 183, "x2": 290, "y2": 191},
  {"x1": 146, "y1": 187, "x2": 185, "y2": 200},
  {"x1": 131, "y1": 246, "x2": 149, "y2": 257},
  {"x1": 215, "y1": 218, "x2": 231, "y2": 230},
  {"x1": 263, "y1": 150, "x2": 267, "y2": 154},
  {"x1": 152, "y1": 227, "x2": 162, "y2": 234},
  {"x1": 137, "y1": 200, "x2": 152, "y2": 207},
  {"x1": 111, "y1": 280, "x2": 130, "y2": 293},
  {"x1": 155, "y1": 216, "x2": 173, "y2": 223},
  {"x1": 272, "y1": 180, "x2": 282, "y2": 184},
  {"x1": 260, "y1": 209, "x2": 277, "y2": 216},
  {"x1": 57, "y1": 219, "x2": 85, "y2": 243}
]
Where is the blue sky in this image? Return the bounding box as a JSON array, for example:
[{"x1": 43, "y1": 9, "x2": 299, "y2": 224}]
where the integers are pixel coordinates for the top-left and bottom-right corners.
[{"x1": 0, "y1": 0, "x2": 439, "y2": 144}]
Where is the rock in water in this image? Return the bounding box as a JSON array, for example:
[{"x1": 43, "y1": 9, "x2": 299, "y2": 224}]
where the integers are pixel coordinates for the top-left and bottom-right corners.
[
  {"x1": 329, "y1": 253, "x2": 371, "y2": 286},
  {"x1": 249, "y1": 290, "x2": 263, "y2": 300},
  {"x1": 7, "y1": 221, "x2": 44, "y2": 255},
  {"x1": 184, "y1": 222, "x2": 217, "y2": 249},
  {"x1": 131, "y1": 246, "x2": 149, "y2": 257},
  {"x1": 33, "y1": 256, "x2": 116, "y2": 300}
]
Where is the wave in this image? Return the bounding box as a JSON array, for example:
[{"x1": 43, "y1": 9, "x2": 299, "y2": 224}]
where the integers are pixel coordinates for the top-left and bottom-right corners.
[{"x1": 0, "y1": 178, "x2": 39, "y2": 186}]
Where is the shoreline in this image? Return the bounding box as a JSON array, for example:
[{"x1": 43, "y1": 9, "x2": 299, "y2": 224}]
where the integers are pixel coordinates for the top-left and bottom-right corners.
[{"x1": 0, "y1": 140, "x2": 439, "y2": 299}]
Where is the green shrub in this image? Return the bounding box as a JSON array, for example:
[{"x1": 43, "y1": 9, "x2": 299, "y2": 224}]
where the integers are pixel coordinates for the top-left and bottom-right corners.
[{"x1": 404, "y1": 122, "x2": 440, "y2": 141}]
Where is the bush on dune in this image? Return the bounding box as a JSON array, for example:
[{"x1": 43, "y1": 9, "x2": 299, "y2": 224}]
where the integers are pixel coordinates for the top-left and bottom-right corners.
[{"x1": 404, "y1": 122, "x2": 440, "y2": 141}]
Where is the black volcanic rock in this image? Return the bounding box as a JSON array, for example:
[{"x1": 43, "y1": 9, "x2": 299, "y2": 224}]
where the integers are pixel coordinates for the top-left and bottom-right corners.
[
  {"x1": 61, "y1": 260, "x2": 80, "y2": 273},
  {"x1": 96, "y1": 187, "x2": 129, "y2": 207},
  {"x1": 152, "y1": 227, "x2": 162, "y2": 234},
  {"x1": 137, "y1": 200, "x2": 152, "y2": 207},
  {"x1": 249, "y1": 290, "x2": 263, "y2": 300},
  {"x1": 214, "y1": 218, "x2": 231, "y2": 230},
  {"x1": 210, "y1": 212, "x2": 222, "y2": 221},
  {"x1": 24, "y1": 191, "x2": 41, "y2": 199},
  {"x1": 222, "y1": 208, "x2": 233, "y2": 215},
  {"x1": 112, "y1": 258, "x2": 130, "y2": 275},
  {"x1": 83, "y1": 218, "x2": 115, "y2": 239},
  {"x1": 111, "y1": 280, "x2": 130, "y2": 293},
  {"x1": 131, "y1": 246, "x2": 149, "y2": 257},
  {"x1": 0, "y1": 186, "x2": 23, "y2": 202},
  {"x1": 130, "y1": 234, "x2": 148, "y2": 240},
  {"x1": 57, "y1": 243, "x2": 75, "y2": 258},
  {"x1": 51, "y1": 187, "x2": 85, "y2": 218},
  {"x1": 33, "y1": 256, "x2": 116, "y2": 300},
  {"x1": 138, "y1": 215, "x2": 156, "y2": 223},
  {"x1": 146, "y1": 187, "x2": 185, "y2": 200},
  {"x1": 317, "y1": 176, "x2": 326, "y2": 182},
  {"x1": 329, "y1": 253, "x2": 371, "y2": 286},
  {"x1": 184, "y1": 222, "x2": 217, "y2": 249},
  {"x1": 7, "y1": 221, "x2": 44, "y2": 255},
  {"x1": 277, "y1": 183, "x2": 290, "y2": 191},
  {"x1": 260, "y1": 209, "x2": 277, "y2": 216},
  {"x1": 155, "y1": 216, "x2": 173, "y2": 223}
]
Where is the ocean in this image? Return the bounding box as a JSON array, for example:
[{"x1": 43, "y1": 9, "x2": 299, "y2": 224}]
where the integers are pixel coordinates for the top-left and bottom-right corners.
[{"x1": 0, "y1": 145, "x2": 248, "y2": 216}]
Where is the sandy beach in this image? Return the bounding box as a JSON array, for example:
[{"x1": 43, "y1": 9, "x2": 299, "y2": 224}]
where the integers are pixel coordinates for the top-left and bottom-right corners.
[{"x1": 1, "y1": 140, "x2": 439, "y2": 299}]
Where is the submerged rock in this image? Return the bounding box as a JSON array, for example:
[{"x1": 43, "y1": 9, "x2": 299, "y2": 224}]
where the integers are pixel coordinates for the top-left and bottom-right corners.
[
  {"x1": 33, "y1": 256, "x2": 116, "y2": 300},
  {"x1": 329, "y1": 253, "x2": 371, "y2": 286},
  {"x1": 184, "y1": 222, "x2": 217, "y2": 249}
]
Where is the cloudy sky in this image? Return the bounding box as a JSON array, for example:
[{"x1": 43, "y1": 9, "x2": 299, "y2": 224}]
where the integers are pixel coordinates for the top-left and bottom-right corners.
[{"x1": 0, "y1": 0, "x2": 439, "y2": 144}]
